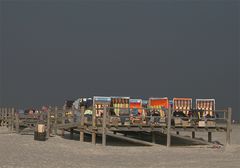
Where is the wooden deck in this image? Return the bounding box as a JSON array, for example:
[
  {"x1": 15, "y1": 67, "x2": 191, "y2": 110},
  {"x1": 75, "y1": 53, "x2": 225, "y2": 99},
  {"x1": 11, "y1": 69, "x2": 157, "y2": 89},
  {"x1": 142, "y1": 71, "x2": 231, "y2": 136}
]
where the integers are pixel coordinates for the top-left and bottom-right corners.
[{"x1": 0, "y1": 106, "x2": 232, "y2": 147}]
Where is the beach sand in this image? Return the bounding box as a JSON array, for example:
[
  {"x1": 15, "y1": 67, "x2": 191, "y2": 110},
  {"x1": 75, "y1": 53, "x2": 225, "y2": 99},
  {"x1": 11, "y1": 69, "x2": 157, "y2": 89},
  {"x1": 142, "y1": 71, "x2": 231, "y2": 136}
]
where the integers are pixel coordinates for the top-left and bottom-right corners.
[{"x1": 0, "y1": 125, "x2": 240, "y2": 168}]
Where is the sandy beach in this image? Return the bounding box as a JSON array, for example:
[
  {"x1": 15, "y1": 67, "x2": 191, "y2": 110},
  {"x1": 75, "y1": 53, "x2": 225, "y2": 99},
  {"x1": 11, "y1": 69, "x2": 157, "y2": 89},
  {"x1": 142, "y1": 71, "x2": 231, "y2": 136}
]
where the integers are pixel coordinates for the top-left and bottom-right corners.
[{"x1": 0, "y1": 125, "x2": 240, "y2": 168}]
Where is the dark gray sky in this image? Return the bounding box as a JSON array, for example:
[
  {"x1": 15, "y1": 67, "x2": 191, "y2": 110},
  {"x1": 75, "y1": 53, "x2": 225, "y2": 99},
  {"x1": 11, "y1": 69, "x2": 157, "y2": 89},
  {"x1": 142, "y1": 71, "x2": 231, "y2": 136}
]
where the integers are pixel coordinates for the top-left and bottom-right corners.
[{"x1": 0, "y1": 0, "x2": 239, "y2": 119}]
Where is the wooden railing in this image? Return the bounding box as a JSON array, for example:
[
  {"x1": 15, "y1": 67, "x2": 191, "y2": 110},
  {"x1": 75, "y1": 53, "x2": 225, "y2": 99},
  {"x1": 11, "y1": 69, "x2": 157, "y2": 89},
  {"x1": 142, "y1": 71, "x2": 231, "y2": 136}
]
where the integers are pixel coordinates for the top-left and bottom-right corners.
[{"x1": 0, "y1": 106, "x2": 232, "y2": 146}]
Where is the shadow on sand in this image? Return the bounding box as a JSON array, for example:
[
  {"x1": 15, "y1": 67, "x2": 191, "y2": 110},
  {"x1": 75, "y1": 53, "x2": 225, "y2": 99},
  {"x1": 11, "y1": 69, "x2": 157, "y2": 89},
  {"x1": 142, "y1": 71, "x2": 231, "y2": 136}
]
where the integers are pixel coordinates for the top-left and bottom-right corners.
[{"x1": 61, "y1": 130, "x2": 210, "y2": 147}]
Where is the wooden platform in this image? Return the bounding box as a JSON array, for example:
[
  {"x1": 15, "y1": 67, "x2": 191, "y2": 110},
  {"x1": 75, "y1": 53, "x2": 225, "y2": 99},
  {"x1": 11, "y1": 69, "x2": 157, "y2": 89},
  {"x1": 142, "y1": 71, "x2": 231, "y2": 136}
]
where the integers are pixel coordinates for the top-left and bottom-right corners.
[{"x1": 0, "y1": 106, "x2": 232, "y2": 147}]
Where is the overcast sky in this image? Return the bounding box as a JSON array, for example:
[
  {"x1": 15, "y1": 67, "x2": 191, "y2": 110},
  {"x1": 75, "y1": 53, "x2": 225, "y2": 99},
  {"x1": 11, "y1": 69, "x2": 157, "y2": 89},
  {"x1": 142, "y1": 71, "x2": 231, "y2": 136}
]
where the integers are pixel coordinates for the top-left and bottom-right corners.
[{"x1": 0, "y1": 0, "x2": 239, "y2": 119}]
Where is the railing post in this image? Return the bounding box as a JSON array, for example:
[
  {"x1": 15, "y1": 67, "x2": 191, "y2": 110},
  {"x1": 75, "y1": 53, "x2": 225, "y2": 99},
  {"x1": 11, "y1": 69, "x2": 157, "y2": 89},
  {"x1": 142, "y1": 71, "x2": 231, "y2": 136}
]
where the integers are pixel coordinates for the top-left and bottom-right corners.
[
  {"x1": 62, "y1": 106, "x2": 65, "y2": 137},
  {"x1": 15, "y1": 112, "x2": 20, "y2": 133},
  {"x1": 0, "y1": 108, "x2": 1, "y2": 126},
  {"x1": 102, "y1": 106, "x2": 107, "y2": 146},
  {"x1": 92, "y1": 106, "x2": 96, "y2": 145},
  {"x1": 167, "y1": 106, "x2": 172, "y2": 147},
  {"x1": 11, "y1": 108, "x2": 14, "y2": 132},
  {"x1": 46, "y1": 109, "x2": 51, "y2": 139},
  {"x1": 71, "y1": 106, "x2": 74, "y2": 124},
  {"x1": 69, "y1": 106, "x2": 74, "y2": 139},
  {"x1": 4, "y1": 107, "x2": 7, "y2": 126},
  {"x1": 1, "y1": 107, "x2": 4, "y2": 126},
  {"x1": 6, "y1": 107, "x2": 9, "y2": 127},
  {"x1": 8, "y1": 108, "x2": 10, "y2": 130},
  {"x1": 7, "y1": 108, "x2": 11, "y2": 131},
  {"x1": 80, "y1": 106, "x2": 85, "y2": 142},
  {"x1": 1, "y1": 107, "x2": 3, "y2": 126},
  {"x1": 2, "y1": 107, "x2": 5, "y2": 126},
  {"x1": 0, "y1": 108, "x2": 2, "y2": 126},
  {"x1": 226, "y1": 107, "x2": 232, "y2": 145},
  {"x1": 8, "y1": 108, "x2": 10, "y2": 128},
  {"x1": 54, "y1": 106, "x2": 58, "y2": 135}
]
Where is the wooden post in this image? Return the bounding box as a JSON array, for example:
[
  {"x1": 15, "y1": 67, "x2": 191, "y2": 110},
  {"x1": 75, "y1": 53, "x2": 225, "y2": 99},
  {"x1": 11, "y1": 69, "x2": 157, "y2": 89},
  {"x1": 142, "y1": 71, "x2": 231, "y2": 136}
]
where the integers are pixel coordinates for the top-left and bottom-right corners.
[
  {"x1": 1, "y1": 107, "x2": 4, "y2": 126},
  {"x1": 46, "y1": 109, "x2": 50, "y2": 139},
  {"x1": 8, "y1": 108, "x2": 12, "y2": 130},
  {"x1": 62, "y1": 106, "x2": 65, "y2": 137},
  {"x1": 7, "y1": 108, "x2": 11, "y2": 131},
  {"x1": 152, "y1": 131, "x2": 156, "y2": 143},
  {"x1": 3, "y1": 107, "x2": 5, "y2": 126},
  {"x1": 54, "y1": 106, "x2": 58, "y2": 135},
  {"x1": 80, "y1": 106, "x2": 85, "y2": 142},
  {"x1": 0, "y1": 108, "x2": 3, "y2": 126},
  {"x1": 71, "y1": 106, "x2": 74, "y2": 123},
  {"x1": 70, "y1": 128, "x2": 74, "y2": 139},
  {"x1": 15, "y1": 112, "x2": 19, "y2": 133},
  {"x1": 92, "y1": 106, "x2": 96, "y2": 145},
  {"x1": 208, "y1": 132, "x2": 212, "y2": 142},
  {"x1": 2, "y1": 107, "x2": 4, "y2": 126},
  {"x1": 192, "y1": 131, "x2": 195, "y2": 139},
  {"x1": 11, "y1": 108, "x2": 14, "y2": 132},
  {"x1": 0, "y1": 108, "x2": 2, "y2": 126},
  {"x1": 7, "y1": 108, "x2": 10, "y2": 128},
  {"x1": 50, "y1": 106, "x2": 54, "y2": 135},
  {"x1": 6, "y1": 108, "x2": 8, "y2": 127},
  {"x1": 5, "y1": 108, "x2": 7, "y2": 127},
  {"x1": 167, "y1": 106, "x2": 172, "y2": 147},
  {"x1": 102, "y1": 106, "x2": 107, "y2": 146},
  {"x1": 6, "y1": 108, "x2": 9, "y2": 127},
  {"x1": 226, "y1": 107, "x2": 232, "y2": 145},
  {"x1": 223, "y1": 109, "x2": 226, "y2": 121},
  {"x1": 1, "y1": 107, "x2": 3, "y2": 126},
  {"x1": 0, "y1": 108, "x2": 1, "y2": 126}
]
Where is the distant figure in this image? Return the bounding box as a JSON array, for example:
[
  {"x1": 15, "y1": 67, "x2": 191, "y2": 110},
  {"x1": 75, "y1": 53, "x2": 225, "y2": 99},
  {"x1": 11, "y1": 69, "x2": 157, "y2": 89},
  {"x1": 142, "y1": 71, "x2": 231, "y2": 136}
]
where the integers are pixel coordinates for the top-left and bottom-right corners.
[
  {"x1": 42, "y1": 106, "x2": 48, "y2": 113},
  {"x1": 131, "y1": 106, "x2": 139, "y2": 116}
]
